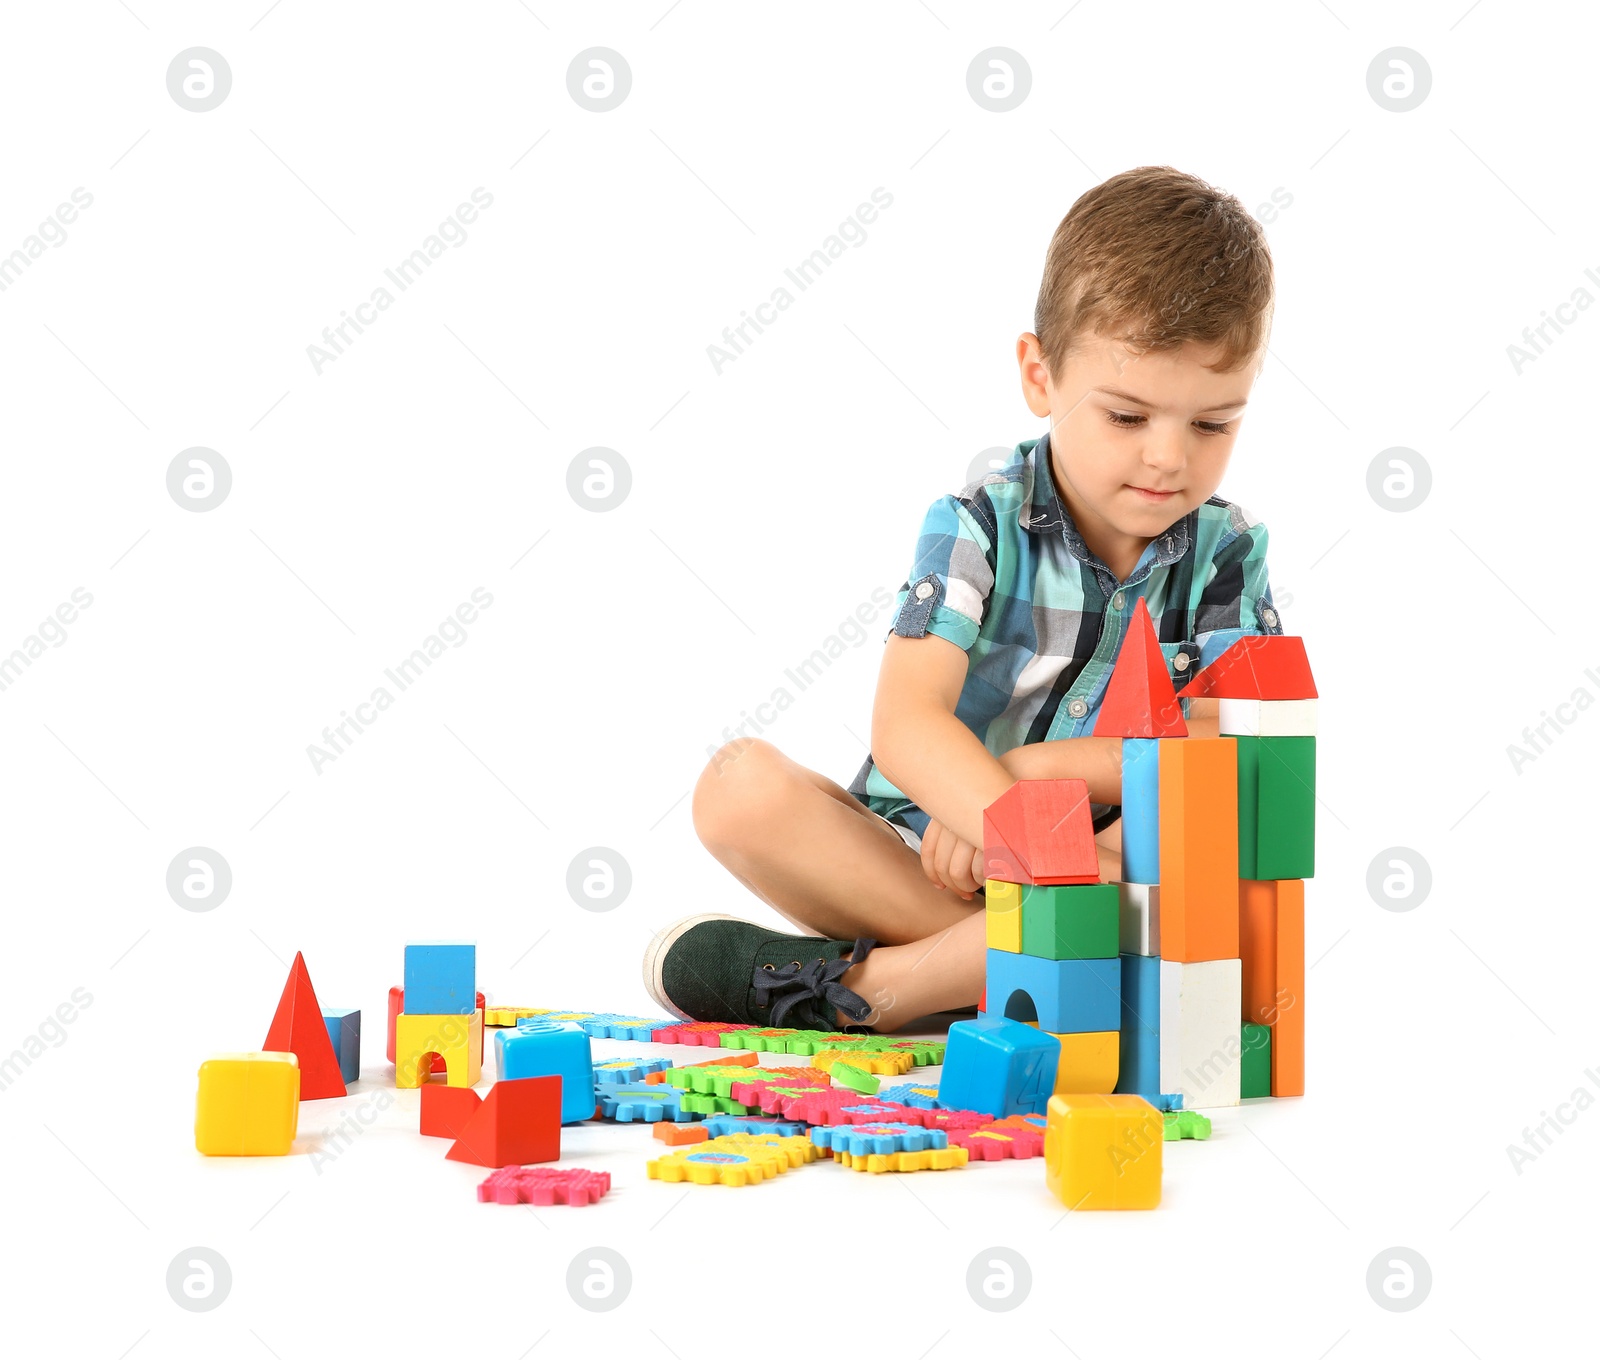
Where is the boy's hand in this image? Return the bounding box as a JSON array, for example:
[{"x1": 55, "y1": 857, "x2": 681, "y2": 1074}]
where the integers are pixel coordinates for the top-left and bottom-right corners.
[{"x1": 920, "y1": 818, "x2": 985, "y2": 900}]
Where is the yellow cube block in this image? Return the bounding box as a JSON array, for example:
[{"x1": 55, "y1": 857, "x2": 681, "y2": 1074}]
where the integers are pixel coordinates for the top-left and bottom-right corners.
[
  {"x1": 1044, "y1": 1093, "x2": 1162, "y2": 1210},
  {"x1": 985, "y1": 880, "x2": 1023, "y2": 952},
  {"x1": 1048, "y1": 1030, "x2": 1119, "y2": 1094},
  {"x1": 195, "y1": 1052, "x2": 300, "y2": 1156},
  {"x1": 395, "y1": 1009, "x2": 483, "y2": 1089}
]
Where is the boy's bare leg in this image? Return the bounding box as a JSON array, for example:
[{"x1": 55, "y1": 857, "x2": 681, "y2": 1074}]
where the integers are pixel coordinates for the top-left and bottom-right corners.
[{"x1": 693, "y1": 738, "x2": 1124, "y2": 1033}]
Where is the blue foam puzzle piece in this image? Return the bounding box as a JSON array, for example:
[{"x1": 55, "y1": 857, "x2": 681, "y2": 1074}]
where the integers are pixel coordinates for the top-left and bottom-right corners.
[
  {"x1": 810, "y1": 1121, "x2": 948, "y2": 1157},
  {"x1": 572, "y1": 1013, "x2": 677, "y2": 1041},
  {"x1": 592, "y1": 1056, "x2": 674, "y2": 1084},
  {"x1": 1120, "y1": 737, "x2": 1161, "y2": 884},
  {"x1": 701, "y1": 1114, "x2": 807, "y2": 1138},
  {"x1": 596, "y1": 1081, "x2": 698, "y2": 1123},
  {"x1": 936, "y1": 1014, "x2": 1059, "y2": 1118},
  {"x1": 985, "y1": 950, "x2": 1121, "y2": 1034},
  {"x1": 321, "y1": 1008, "x2": 360, "y2": 1085},
  {"x1": 402, "y1": 942, "x2": 476, "y2": 1015},
  {"x1": 1115, "y1": 952, "x2": 1162, "y2": 1099},
  {"x1": 878, "y1": 1083, "x2": 945, "y2": 1110},
  {"x1": 496, "y1": 1021, "x2": 594, "y2": 1123}
]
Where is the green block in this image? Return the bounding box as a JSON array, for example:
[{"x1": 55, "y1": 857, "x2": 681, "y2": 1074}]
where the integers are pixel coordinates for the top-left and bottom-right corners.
[
  {"x1": 1240, "y1": 1023, "x2": 1272, "y2": 1098},
  {"x1": 1018, "y1": 883, "x2": 1119, "y2": 960},
  {"x1": 831, "y1": 1063, "x2": 880, "y2": 1095},
  {"x1": 1236, "y1": 735, "x2": 1315, "y2": 879}
]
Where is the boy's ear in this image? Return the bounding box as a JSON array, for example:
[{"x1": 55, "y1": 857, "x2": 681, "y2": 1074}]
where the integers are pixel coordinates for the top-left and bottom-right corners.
[{"x1": 1016, "y1": 333, "x2": 1052, "y2": 417}]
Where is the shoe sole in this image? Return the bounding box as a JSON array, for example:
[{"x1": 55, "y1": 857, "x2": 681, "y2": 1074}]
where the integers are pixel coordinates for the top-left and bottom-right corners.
[{"x1": 641, "y1": 912, "x2": 743, "y2": 1021}]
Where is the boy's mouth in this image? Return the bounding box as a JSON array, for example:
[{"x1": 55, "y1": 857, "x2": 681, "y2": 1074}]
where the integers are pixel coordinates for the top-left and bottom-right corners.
[{"x1": 1127, "y1": 484, "x2": 1179, "y2": 502}]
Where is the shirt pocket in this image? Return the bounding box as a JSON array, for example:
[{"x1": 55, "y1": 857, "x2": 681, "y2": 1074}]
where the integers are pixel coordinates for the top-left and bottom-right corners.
[{"x1": 1159, "y1": 638, "x2": 1202, "y2": 690}]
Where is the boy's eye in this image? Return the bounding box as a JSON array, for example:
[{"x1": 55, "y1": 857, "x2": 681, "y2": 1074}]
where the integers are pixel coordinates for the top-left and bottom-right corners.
[{"x1": 1104, "y1": 410, "x2": 1235, "y2": 436}]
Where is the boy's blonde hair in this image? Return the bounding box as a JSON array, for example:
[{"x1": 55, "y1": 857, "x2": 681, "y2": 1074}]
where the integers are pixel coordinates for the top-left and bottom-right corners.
[{"x1": 1034, "y1": 165, "x2": 1274, "y2": 382}]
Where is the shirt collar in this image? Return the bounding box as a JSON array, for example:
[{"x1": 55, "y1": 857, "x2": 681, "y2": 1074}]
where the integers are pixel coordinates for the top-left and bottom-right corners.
[{"x1": 1018, "y1": 429, "x2": 1193, "y2": 576}]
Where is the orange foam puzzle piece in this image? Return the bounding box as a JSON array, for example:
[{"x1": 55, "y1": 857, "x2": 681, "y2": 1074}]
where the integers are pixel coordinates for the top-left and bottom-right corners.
[
  {"x1": 1093, "y1": 597, "x2": 1187, "y2": 738},
  {"x1": 263, "y1": 952, "x2": 346, "y2": 1100}
]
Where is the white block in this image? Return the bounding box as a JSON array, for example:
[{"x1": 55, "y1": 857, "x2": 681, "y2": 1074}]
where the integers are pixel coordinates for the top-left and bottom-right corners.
[
  {"x1": 1159, "y1": 958, "x2": 1242, "y2": 1109},
  {"x1": 1218, "y1": 698, "x2": 1317, "y2": 736},
  {"x1": 1118, "y1": 882, "x2": 1160, "y2": 955}
]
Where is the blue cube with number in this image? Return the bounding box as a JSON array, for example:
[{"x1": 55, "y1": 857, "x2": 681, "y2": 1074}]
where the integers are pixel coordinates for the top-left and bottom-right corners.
[
  {"x1": 937, "y1": 1014, "x2": 1061, "y2": 1118},
  {"x1": 495, "y1": 1021, "x2": 593, "y2": 1124},
  {"x1": 402, "y1": 941, "x2": 476, "y2": 1016}
]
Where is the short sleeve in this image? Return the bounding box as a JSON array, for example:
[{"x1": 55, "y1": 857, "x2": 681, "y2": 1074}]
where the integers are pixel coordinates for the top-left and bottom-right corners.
[
  {"x1": 1192, "y1": 510, "x2": 1284, "y2": 669},
  {"x1": 885, "y1": 494, "x2": 996, "y2": 652}
]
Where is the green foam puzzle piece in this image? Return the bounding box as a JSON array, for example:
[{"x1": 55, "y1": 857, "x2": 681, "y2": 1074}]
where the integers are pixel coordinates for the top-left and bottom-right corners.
[
  {"x1": 1163, "y1": 1110, "x2": 1212, "y2": 1140},
  {"x1": 831, "y1": 1063, "x2": 881, "y2": 1095},
  {"x1": 1018, "y1": 882, "x2": 1120, "y2": 960}
]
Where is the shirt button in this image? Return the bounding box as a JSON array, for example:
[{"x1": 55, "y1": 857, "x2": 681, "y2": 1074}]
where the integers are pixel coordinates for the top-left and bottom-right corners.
[
  {"x1": 1067, "y1": 697, "x2": 1089, "y2": 719},
  {"x1": 1174, "y1": 653, "x2": 1191, "y2": 671},
  {"x1": 1261, "y1": 607, "x2": 1278, "y2": 628},
  {"x1": 1111, "y1": 590, "x2": 1126, "y2": 610},
  {"x1": 914, "y1": 582, "x2": 935, "y2": 600}
]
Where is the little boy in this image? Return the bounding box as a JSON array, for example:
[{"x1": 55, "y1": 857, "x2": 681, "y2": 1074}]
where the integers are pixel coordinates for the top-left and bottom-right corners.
[{"x1": 644, "y1": 166, "x2": 1285, "y2": 1035}]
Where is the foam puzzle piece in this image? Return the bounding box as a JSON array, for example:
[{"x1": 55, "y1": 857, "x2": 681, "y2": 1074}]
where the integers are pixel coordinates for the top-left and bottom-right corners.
[
  {"x1": 593, "y1": 1057, "x2": 674, "y2": 1085},
  {"x1": 445, "y1": 1074, "x2": 561, "y2": 1168},
  {"x1": 419, "y1": 1082, "x2": 483, "y2": 1139},
  {"x1": 770, "y1": 1089, "x2": 904, "y2": 1126},
  {"x1": 389, "y1": 987, "x2": 485, "y2": 1072},
  {"x1": 810, "y1": 1049, "x2": 915, "y2": 1076},
  {"x1": 574, "y1": 1014, "x2": 678, "y2": 1041},
  {"x1": 477, "y1": 1167, "x2": 611, "y2": 1206},
  {"x1": 719, "y1": 1027, "x2": 800, "y2": 1052},
  {"x1": 646, "y1": 1136, "x2": 807, "y2": 1186},
  {"x1": 1044, "y1": 1093, "x2": 1163, "y2": 1210},
  {"x1": 1181, "y1": 634, "x2": 1317, "y2": 701},
  {"x1": 1240, "y1": 1022, "x2": 1272, "y2": 1098},
  {"x1": 715, "y1": 1131, "x2": 825, "y2": 1168},
  {"x1": 1218, "y1": 698, "x2": 1317, "y2": 737},
  {"x1": 653, "y1": 1122, "x2": 709, "y2": 1146},
  {"x1": 947, "y1": 1123, "x2": 1046, "y2": 1161},
  {"x1": 195, "y1": 1052, "x2": 300, "y2": 1156},
  {"x1": 1236, "y1": 735, "x2": 1316, "y2": 880},
  {"x1": 1119, "y1": 738, "x2": 1162, "y2": 884},
  {"x1": 1116, "y1": 952, "x2": 1162, "y2": 1099},
  {"x1": 983, "y1": 779, "x2": 1100, "y2": 885},
  {"x1": 1118, "y1": 882, "x2": 1161, "y2": 956},
  {"x1": 985, "y1": 879, "x2": 1023, "y2": 953},
  {"x1": 1238, "y1": 878, "x2": 1305, "y2": 1097},
  {"x1": 1093, "y1": 597, "x2": 1188, "y2": 738},
  {"x1": 877, "y1": 1083, "x2": 944, "y2": 1109},
  {"x1": 810, "y1": 1121, "x2": 947, "y2": 1157},
  {"x1": 830, "y1": 1063, "x2": 881, "y2": 1095},
  {"x1": 837, "y1": 1145, "x2": 969, "y2": 1174},
  {"x1": 1159, "y1": 959, "x2": 1243, "y2": 1109},
  {"x1": 1163, "y1": 1110, "x2": 1212, "y2": 1141},
  {"x1": 986, "y1": 949, "x2": 1121, "y2": 1034},
  {"x1": 496, "y1": 1021, "x2": 593, "y2": 1123},
  {"x1": 597, "y1": 1081, "x2": 698, "y2": 1123},
  {"x1": 651, "y1": 1021, "x2": 751, "y2": 1046},
  {"x1": 702, "y1": 1115, "x2": 808, "y2": 1138},
  {"x1": 671, "y1": 1064, "x2": 811, "y2": 1098},
  {"x1": 680, "y1": 1092, "x2": 751, "y2": 1116},
  {"x1": 263, "y1": 953, "x2": 345, "y2": 1100},
  {"x1": 321, "y1": 1008, "x2": 361, "y2": 1086},
  {"x1": 1020, "y1": 882, "x2": 1120, "y2": 961},
  {"x1": 1158, "y1": 737, "x2": 1240, "y2": 962},
  {"x1": 938, "y1": 1015, "x2": 1060, "y2": 1118},
  {"x1": 395, "y1": 1010, "x2": 483, "y2": 1089},
  {"x1": 403, "y1": 941, "x2": 477, "y2": 1016},
  {"x1": 483, "y1": 1007, "x2": 552, "y2": 1027},
  {"x1": 689, "y1": 1050, "x2": 761, "y2": 1069}
]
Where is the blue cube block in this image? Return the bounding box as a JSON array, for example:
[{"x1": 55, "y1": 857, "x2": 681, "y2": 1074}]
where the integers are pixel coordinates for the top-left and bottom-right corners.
[
  {"x1": 1120, "y1": 737, "x2": 1161, "y2": 884},
  {"x1": 321, "y1": 1008, "x2": 361, "y2": 1085},
  {"x1": 402, "y1": 941, "x2": 476, "y2": 1015},
  {"x1": 985, "y1": 949, "x2": 1120, "y2": 1033},
  {"x1": 495, "y1": 1021, "x2": 593, "y2": 1123},
  {"x1": 937, "y1": 1014, "x2": 1060, "y2": 1118},
  {"x1": 1115, "y1": 952, "x2": 1162, "y2": 1098}
]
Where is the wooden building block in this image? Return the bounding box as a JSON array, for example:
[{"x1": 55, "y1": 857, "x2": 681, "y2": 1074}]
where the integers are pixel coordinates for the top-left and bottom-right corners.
[
  {"x1": 395, "y1": 1010, "x2": 483, "y2": 1089},
  {"x1": 1236, "y1": 736, "x2": 1316, "y2": 880},
  {"x1": 982, "y1": 779, "x2": 1099, "y2": 885},
  {"x1": 1019, "y1": 883, "x2": 1119, "y2": 960},
  {"x1": 1117, "y1": 882, "x2": 1160, "y2": 956},
  {"x1": 1158, "y1": 958, "x2": 1242, "y2": 1109},
  {"x1": 1219, "y1": 698, "x2": 1317, "y2": 737},
  {"x1": 985, "y1": 879, "x2": 1022, "y2": 953},
  {"x1": 1043, "y1": 1093, "x2": 1162, "y2": 1210},
  {"x1": 1238, "y1": 878, "x2": 1305, "y2": 1097},
  {"x1": 1048, "y1": 1030, "x2": 1119, "y2": 1094},
  {"x1": 1119, "y1": 738, "x2": 1161, "y2": 884},
  {"x1": 1157, "y1": 738, "x2": 1240, "y2": 961},
  {"x1": 195, "y1": 1052, "x2": 300, "y2": 1156}
]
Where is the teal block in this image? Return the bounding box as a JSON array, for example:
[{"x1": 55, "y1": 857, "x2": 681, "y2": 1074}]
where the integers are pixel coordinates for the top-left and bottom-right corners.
[
  {"x1": 985, "y1": 949, "x2": 1120, "y2": 1033},
  {"x1": 1121, "y1": 737, "x2": 1161, "y2": 883},
  {"x1": 402, "y1": 941, "x2": 476, "y2": 1015}
]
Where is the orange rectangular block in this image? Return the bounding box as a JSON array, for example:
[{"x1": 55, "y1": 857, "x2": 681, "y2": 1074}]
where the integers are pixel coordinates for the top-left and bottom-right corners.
[
  {"x1": 1157, "y1": 738, "x2": 1239, "y2": 962},
  {"x1": 1238, "y1": 879, "x2": 1304, "y2": 1096}
]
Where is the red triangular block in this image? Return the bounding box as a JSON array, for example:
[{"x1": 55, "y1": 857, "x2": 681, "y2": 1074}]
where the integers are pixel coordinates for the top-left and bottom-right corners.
[
  {"x1": 983, "y1": 779, "x2": 1099, "y2": 885},
  {"x1": 263, "y1": 952, "x2": 346, "y2": 1100},
  {"x1": 420, "y1": 1083, "x2": 483, "y2": 1139},
  {"x1": 445, "y1": 1076, "x2": 561, "y2": 1168},
  {"x1": 1093, "y1": 597, "x2": 1187, "y2": 738},
  {"x1": 1181, "y1": 635, "x2": 1317, "y2": 700}
]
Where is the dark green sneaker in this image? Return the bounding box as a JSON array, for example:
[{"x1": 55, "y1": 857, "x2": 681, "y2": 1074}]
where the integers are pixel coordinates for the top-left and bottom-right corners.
[{"x1": 642, "y1": 913, "x2": 878, "y2": 1031}]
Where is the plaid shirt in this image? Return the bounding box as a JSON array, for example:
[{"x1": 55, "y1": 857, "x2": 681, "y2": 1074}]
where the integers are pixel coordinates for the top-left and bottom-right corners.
[{"x1": 848, "y1": 430, "x2": 1284, "y2": 836}]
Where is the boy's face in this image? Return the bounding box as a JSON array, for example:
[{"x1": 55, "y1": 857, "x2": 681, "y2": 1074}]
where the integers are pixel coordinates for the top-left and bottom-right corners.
[{"x1": 1017, "y1": 329, "x2": 1256, "y2": 578}]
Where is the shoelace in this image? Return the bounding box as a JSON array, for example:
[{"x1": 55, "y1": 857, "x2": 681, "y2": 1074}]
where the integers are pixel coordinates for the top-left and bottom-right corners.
[{"x1": 751, "y1": 937, "x2": 878, "y2": 1028}]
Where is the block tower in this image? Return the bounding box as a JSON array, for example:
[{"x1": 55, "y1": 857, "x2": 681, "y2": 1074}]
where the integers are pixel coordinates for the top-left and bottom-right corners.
[{"x1": 393, "y1": 942, "x2": 484, "y2": 1089}]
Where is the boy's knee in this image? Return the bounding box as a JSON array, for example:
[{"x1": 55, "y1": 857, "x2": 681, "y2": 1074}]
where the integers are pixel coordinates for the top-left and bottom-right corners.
[{"x1": 694, "y1": 738, "x2": 785, "y2": 845}]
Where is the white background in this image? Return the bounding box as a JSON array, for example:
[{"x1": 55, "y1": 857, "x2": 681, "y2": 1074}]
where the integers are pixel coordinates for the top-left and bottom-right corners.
[{"x1": 1, "y1": 2, "x2": 1593, "y2": 1355}]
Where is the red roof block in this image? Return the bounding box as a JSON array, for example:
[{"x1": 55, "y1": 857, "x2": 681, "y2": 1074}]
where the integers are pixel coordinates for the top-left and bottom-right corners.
[
  {"x1": 263, "y1": 952, "x2": 346, "y2": 1101},
  {"x1": 445, "y1": 1075, "x2": 561, "y2": 1168},
  {"x1": 1093, "y1": 596, "x2": 1187, "y2": 738},
  {"x1": 1182, "y1": 635, "x2": 1317, "y2": 700},
  {"x1": 983, "y1": 779, "x2": 1100, "y2": 885}
]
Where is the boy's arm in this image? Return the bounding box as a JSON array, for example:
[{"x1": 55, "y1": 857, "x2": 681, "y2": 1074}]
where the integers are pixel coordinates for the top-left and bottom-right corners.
[
  {"x1": 870, "y1": 633, "x2": 1014, "y2": 850},
  {"x1": 1010, "y1": 697, "x2": 1222, "y2": 792}
]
